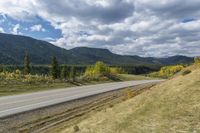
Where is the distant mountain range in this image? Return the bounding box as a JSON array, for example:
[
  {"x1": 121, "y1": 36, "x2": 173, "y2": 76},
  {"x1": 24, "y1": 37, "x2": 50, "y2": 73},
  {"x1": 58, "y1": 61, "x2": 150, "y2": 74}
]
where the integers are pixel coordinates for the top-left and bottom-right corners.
[{"x1": 0, "y1": 33, "x2": 194, "y2": 65}]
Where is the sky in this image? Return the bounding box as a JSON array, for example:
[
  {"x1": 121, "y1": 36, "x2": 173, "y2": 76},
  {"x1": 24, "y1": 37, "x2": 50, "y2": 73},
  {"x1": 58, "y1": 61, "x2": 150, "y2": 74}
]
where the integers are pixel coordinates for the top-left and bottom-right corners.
[{"x1": 0, "y1": 0, "x2": 199, "y2": 57}]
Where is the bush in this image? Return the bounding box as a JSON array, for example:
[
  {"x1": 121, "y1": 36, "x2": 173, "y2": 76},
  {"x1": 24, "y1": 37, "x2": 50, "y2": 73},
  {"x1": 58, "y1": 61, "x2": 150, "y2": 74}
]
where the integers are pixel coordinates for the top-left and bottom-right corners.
[
  {"x1": 84, "y1": 61, "x2": 111, "y2": 80},
  {"x1": 194, "y1": 57, "x2": 200, "y2": 67},
  {"x1": 0, "y1": 70, "x2": 53, "y2": 84},
  {"x1": 182, "y1": 70, "x2": 191, "y2": 76},
  {"x1": 73, "y1": 125, "x2": 80, "y2": 132},
  {"x1": 124, "y1": 88, "x2": 134, "y2": 100},
  {"x1": 110, "y1": 67, "x2": 123, "y2": 75},
  {"x1": 149, "y1": 65, "x2": 184, "y2": 78}
]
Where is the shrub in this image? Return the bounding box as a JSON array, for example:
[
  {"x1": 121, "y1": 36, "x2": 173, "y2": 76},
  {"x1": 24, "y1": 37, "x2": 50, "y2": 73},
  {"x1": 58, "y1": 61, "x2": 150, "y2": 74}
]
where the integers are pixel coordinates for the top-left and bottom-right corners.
[
  {"x1": 182, "y1": 70, "x2": 191, "y2": 76},
  {"x1": 94, "y1": 61, "x2": 110, "y2": 75},
  {"x1": 149, "y1": 65, "x2": 184, "y2": 78},
  {"x1": 194, "y1": 57, "x2": 200, "y2": 66},
  {"x1": 110, "y1": 67, "x2": 123, "y2": 75},
  {"x1": 124, "y1": 88, "x2": 134, "y2": 100},
  {"x1": 73, "y1": 125, "x2": 80, "y2": 132},
  {"x1": 84, "y1": 61, "x2": 111, "y2": 80},
  {"x1": 0, "y1": 70, "x2": 53, "y2": 84},
  {"x1": 109, "y1": 104, "x2": 114, "y2": 108}
]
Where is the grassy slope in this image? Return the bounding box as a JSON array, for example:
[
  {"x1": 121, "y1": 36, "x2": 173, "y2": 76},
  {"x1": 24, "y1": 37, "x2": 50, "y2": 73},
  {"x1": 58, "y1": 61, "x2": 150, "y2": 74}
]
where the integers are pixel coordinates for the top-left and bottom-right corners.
[{"x1": 60, "y1": 66, "x2": 200, "y2": 133}]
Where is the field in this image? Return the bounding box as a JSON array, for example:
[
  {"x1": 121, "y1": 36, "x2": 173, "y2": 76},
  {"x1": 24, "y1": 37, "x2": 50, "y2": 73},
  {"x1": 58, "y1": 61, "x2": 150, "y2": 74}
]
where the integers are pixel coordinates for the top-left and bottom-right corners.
[
  {"x1": 59, "y1": 65, "x2": 200, "y2": 133},
  {"x1": 0, "y1": 61, "x2": 157, "y2": 96},
  {"x1": 0, "y1": 80, "x2": 74, "y2": 96},
  {"x1": 0, "y1": 73, "x2": 152, "y2": 96},
  {"x1": 0, "y1": 77, "x2": 113, "y2": 96}
]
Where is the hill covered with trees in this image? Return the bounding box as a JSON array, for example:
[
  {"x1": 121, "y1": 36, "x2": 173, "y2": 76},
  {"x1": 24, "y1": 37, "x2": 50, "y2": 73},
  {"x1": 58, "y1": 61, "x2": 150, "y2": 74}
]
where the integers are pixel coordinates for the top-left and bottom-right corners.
[{"x1": 0, "y1": 33, "x2": 194, "y2": 65}]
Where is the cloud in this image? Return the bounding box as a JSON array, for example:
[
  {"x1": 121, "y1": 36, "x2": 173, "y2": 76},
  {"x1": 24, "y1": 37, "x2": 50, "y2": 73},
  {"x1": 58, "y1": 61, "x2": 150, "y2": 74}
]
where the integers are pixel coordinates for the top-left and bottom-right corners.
[
  {"x1": 0, "y1": 0, "x2": 36, "y2": 21},
  {"x1": 12, "y1": 24, "x2": 21, "y2": 35},
  {"x1": 44, "y1": 37, "x2": 56, "y2": 41},
  {"x1": 0, "y1": 0, "x2": 200, "y2": 57},
  {"x1": 37, "y1": 0, "x2": 134, "y2": 24},
  {"x1": 30, "y1": 24, "x2": 45, "y2": 32},
  {"x1": 0, "y1": 27, "x2": 5, "y2": 33}
]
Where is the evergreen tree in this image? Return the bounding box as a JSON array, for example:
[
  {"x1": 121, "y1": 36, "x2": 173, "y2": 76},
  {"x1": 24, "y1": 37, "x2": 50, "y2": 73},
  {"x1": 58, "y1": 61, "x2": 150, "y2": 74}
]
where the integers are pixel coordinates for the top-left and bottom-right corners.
[
  {"x1": 51, "y1": 56, "x2": 59, "y2": 79},
  {"x1": 0, "y1": 65, "x2": 3, "y2": 72},
  {"x1": 70, "y1": 66, "x2": 76, "y2": 81},
  {"x1": 66, "y1": 66, "x2": 71, "y2": 80},
  {"x1": 61, "y1": 65, "x2": 67, "y2": 80},
  {"x1": 24, "y1": 52, "x2": 30, "y2": 75}
]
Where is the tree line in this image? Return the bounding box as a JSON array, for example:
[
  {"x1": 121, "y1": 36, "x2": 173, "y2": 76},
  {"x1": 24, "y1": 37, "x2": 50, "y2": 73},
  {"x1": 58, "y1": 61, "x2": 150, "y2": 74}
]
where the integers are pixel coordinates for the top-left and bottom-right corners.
[
  {"x1": 23, "y1": 53, "x2": 77, "y2": 81},
  {"x1": 1, "y1": 52, "x2": 178, "y2": 81}
]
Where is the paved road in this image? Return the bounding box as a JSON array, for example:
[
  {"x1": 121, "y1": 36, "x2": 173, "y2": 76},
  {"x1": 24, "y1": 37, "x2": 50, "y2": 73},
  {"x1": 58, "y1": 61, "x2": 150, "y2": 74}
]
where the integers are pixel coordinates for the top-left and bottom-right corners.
[{"x1": 0, "y1": 80, "x2": 163, "y2": 118}]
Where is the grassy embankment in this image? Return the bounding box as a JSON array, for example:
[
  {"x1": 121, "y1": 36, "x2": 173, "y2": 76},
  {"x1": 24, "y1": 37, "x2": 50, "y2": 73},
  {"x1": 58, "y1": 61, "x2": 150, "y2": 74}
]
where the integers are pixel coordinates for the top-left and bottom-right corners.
[{"x1": 60, "y1": 64, "x2": 200, "y2": 133}]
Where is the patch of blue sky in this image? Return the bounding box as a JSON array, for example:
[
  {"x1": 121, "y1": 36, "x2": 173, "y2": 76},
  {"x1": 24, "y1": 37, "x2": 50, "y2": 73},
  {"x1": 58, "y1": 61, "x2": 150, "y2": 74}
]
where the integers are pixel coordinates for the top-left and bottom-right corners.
[
  {"x1": 77, "y1": 31, "x2": 91, "y2": 36},
  {"x1": 0, "y1": 14, "x2": 62, "y2": 41},
  {"x1": 182, "y1": 18, "x2": 196, "y2": 23}
]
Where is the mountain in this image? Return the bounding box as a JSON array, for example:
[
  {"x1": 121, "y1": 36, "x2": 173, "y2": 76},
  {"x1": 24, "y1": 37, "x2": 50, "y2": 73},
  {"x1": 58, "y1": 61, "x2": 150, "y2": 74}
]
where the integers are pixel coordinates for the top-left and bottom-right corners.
[
  {"x1": 0, "y1": 33, "x2": 194, "y2": 65},
  {"x1": 158, "y1": 55, "x2": 194, "y2": 65}
]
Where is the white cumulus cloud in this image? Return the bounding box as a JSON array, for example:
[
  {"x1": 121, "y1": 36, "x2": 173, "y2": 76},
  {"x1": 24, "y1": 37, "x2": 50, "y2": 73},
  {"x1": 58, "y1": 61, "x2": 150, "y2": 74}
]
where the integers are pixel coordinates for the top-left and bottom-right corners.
[
  {"x1": 12, "y1": 24, "x2": 22, "y2": 35},
  {"x1": 0, "y1": 0, "x2": 200, "y2": 57},
  {"x1": 30, "y1": 24, "x2": 45, "y2": 32},
  {"x1": 0, "y1": 27, "x2": 5, "y2": 33}
]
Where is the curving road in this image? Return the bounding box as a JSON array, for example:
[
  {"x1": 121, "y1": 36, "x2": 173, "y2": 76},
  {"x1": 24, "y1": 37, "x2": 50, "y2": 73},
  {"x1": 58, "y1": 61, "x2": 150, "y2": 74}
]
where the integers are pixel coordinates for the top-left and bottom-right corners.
[{"x1": 0, "y1": 80, "x2": 163, "y2": 118}]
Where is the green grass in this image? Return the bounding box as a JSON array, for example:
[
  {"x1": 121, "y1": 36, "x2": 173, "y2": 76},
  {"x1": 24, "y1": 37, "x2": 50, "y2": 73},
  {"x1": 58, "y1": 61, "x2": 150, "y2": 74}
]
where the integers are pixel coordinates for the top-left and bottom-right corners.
[
  {"x1": 0, "y1": 80, "x2": 116, "y2": 96},
  {"x1": 59, "y1": 66, "x2": 200, "y2": 133},
  {"x1": 0, "y1": 74, "x2": 152, "y2": 96},
  {"x1": 0, "y1": 80, "x2": 74, "y2": 96}
]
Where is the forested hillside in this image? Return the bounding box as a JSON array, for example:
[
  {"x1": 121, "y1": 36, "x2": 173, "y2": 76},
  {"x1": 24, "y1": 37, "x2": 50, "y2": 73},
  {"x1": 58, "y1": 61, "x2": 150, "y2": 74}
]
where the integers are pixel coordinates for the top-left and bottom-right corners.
[{"x1": 0, "y1": 33, "x2": 194, "y2": 65}]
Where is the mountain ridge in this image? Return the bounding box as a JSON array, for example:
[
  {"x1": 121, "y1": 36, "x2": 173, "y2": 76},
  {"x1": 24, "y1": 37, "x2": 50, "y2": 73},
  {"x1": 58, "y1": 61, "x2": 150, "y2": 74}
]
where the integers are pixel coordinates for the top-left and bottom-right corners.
[{"x1": 0, "y1": 33, "x2": 194, "y2": 65}]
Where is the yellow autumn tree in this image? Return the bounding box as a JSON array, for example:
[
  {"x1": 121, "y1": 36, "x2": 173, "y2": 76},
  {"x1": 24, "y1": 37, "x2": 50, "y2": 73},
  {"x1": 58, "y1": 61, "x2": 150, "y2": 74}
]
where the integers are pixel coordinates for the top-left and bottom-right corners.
[
  {"x1": 194, "y1": 57, "x2": 200, "y2": 65},
  {"x1": 150, "y1": 65, "x2": 184, "y2": 78},
  {"x1": 84, "y1": 61, "x2": 111, "y2": 80}
]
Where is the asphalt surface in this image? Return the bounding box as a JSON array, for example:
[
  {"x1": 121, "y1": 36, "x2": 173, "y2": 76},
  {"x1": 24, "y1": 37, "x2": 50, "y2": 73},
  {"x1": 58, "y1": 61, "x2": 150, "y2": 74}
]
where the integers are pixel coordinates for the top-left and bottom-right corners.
[{"x1": 0, "y1": 80, "x2": 162, "y2": 118}]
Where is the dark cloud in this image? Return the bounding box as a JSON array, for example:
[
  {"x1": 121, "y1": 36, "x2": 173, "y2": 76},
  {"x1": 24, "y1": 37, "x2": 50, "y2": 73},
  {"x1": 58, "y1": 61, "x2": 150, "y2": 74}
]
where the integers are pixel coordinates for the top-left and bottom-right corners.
[
  {"x1": 136, "y1": 0, "x2": 200, "y2": 19},
  {"x1": 38, "y1": 0, "x2": 134, "y2": 23}
]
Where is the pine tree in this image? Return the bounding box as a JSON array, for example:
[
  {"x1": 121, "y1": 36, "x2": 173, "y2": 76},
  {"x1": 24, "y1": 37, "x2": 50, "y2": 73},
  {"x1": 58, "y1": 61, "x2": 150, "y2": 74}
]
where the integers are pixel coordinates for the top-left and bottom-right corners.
[
  {"x1": 61, "y1": 65, "x2": 67, "y2": 80},
  {"x1": 70, "y1": 66, "x2": 76, "y2": 81},
  {"x1": 51, "y1": 56, "x2": 59, "y2": 79},
  {"x1": 24, "y1": 52, "x2": 30, "y2": 75}
]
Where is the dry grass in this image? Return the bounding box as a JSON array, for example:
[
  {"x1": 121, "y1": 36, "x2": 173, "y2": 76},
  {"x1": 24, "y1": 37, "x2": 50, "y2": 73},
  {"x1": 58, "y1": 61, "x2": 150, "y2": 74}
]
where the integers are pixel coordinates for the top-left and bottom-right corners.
[
  {"x1": 117, "y1": 74, "x2": 154, "y2": 81},
  {"x1": 59, "y1": 66, "x2": 200, "y2": 133}
]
